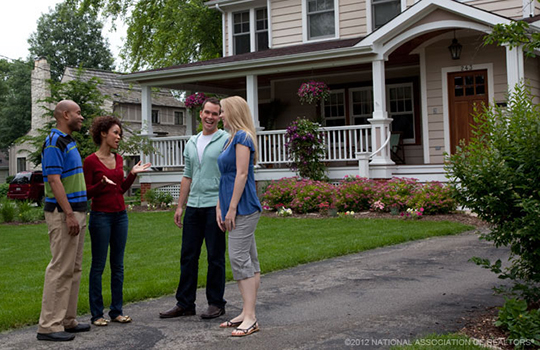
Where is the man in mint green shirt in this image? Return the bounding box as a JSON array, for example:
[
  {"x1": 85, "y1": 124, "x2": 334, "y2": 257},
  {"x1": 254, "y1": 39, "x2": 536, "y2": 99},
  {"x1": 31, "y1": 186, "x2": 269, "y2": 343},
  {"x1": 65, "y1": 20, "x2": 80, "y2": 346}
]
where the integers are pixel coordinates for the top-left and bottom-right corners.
[{"x1": 159, "y1": 97, "x2": 229, "y2": 319}]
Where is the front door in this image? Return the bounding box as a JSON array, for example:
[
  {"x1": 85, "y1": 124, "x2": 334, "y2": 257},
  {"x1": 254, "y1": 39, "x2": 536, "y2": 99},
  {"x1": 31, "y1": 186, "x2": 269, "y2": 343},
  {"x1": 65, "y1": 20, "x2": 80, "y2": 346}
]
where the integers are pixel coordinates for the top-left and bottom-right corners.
[{"x1": 448, "y1": 70, "x2": 488, "y2": 153}]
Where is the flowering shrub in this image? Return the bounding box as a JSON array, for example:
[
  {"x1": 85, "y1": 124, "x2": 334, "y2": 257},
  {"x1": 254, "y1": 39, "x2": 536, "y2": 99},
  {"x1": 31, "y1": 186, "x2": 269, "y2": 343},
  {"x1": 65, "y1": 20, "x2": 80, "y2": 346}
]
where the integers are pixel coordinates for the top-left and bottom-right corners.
[
  {"x1": 285, "y1": 118, "x2": 327, "y2": 181},
  {"x1": 277, "y1": 207, "x2": 293, "y2": 217},
  {"x1": 262, "y1": 177, "x2": 457, "y2": 216},
  {"x1": 184, "y1": 92, "x2": 207, "y2": 109},
  {"x1": 401, "y1": 207, "x2": 424, "y2": 219},
  {"x1": 338, "y1": 211, "x2": 355, "y2": 218},
  {"x1": 297, "y1": 81, "x2": 330, "y2": 105}
]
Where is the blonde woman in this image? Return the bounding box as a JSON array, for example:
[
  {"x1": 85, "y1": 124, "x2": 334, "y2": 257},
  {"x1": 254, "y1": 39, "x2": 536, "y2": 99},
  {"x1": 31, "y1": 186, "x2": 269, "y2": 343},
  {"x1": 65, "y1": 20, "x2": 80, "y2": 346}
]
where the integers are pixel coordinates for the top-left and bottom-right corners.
[{"x1": 216, "y1": 96, "x2": 262, "y2": 337}]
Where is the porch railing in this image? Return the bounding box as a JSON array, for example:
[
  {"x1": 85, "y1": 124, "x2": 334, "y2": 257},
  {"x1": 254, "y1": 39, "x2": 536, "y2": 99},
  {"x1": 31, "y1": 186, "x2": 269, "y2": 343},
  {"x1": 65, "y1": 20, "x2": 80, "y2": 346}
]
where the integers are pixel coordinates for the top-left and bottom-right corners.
[{"x1": 142, "y1": 124, "x2": 372, "y2": 168}]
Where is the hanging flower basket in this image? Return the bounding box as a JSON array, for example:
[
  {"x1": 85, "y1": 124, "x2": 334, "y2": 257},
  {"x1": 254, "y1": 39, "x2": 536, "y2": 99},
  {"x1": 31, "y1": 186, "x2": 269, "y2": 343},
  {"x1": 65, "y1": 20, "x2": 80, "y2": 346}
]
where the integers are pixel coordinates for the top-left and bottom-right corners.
[
  {"x1": 184, "y1": 92, "x2": 207, "y2": 109},
  {"x1": 297, "y1": 81, "x2": 330, "y2": 105}
]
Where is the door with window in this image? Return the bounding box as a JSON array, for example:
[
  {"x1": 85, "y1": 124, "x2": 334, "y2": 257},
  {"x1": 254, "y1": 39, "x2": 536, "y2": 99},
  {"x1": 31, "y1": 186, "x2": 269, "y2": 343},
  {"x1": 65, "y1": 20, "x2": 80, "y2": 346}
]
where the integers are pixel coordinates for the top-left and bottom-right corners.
[{"x1": 448, "y1": 70, "x2": 488, "y2": 153}]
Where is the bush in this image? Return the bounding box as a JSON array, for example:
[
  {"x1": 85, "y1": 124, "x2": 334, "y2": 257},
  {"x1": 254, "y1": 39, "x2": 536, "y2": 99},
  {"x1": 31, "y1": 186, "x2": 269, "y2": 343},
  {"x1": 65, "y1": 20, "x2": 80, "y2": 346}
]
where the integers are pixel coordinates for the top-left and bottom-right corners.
[
  {"x1": 496, "y1": 298, "x2": 540, "y2": 348},
  {"x1": 285, "y1": 118, "x2": 327, "y2": 181},
  {"x1": 0, "y1": 183, "x2": 8, "y2": 198},
  {"x1": 0, "y1": 199, "x2": 17, "y2": 223},
  {"x1": 335, "y1": 177, "x2": 378, "y2": 212},
  {"x1": 409, "y1": 182, "x2": 457, "y2": 215},
  {"x1": 447, "y1": 84, "x2": 540, "y2": 302},
  {"x1": 19, "y1": 209, "x2": 44, "y2": 223},
  {"x1": 262, "y1": 177, "x2": 298, "y2": 210},
  {"x1": 289, "y1": 179, "x2": 334, "y2": 213},
  {"x1": 144, "y1": 189, "x2": 174, "y2": 209}
]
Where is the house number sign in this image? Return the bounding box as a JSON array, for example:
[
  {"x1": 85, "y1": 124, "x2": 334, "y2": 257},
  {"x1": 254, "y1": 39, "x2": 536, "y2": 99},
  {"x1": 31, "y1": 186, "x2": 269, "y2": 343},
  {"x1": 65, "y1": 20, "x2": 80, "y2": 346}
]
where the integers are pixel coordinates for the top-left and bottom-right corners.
[{"x1": 461, "y1": 65, "x2": 473, "y2": 71}]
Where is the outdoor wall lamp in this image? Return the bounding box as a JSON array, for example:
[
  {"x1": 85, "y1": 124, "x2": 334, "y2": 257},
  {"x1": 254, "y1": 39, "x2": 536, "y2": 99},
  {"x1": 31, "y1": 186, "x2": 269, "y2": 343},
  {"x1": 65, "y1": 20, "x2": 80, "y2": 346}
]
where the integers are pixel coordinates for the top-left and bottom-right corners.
[{"x1": 448, "y1": 31, "x2": 462, "y2": 60}]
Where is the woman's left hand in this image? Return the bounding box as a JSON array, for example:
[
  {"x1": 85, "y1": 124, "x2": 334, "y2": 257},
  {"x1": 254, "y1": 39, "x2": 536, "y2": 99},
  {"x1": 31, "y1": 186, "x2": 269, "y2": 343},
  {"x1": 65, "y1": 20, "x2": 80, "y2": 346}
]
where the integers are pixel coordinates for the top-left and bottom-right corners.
[
  {"x1": 224, "y1": 208, "x2": 237, "y2": 232},
  {"x1": 131, "y1": 161, "x2": 152, "y2": 174}
]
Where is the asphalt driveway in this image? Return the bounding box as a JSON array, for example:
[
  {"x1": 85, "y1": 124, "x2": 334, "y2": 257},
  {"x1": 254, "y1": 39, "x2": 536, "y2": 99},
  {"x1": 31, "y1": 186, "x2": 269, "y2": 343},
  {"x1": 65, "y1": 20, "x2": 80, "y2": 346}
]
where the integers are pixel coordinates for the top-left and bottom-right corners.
[{"x1": 0, "y1": 230, "x2": 509, "y2": 350}]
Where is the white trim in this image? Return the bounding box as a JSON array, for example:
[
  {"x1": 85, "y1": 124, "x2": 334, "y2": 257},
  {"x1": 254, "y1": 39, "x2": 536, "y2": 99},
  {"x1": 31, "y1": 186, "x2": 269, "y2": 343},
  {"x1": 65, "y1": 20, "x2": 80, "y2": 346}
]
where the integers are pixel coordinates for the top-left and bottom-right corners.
[
  {"x1": 441, "y1": 63, "x2": 494, "y2": 155},
  {"x1": 524, "y1": 0, "x2": 535, "y2": 18},
  {"x1": 141, "y1": 85, "x2": 153, "y2": 135},
  {"x1": 302, "y1": 0, "x2": 340, "y2": 43},
  {"x1": 349, "y1": 87, "x2": 373, "y2": 125},
  {"x1": 381, "y1": 20, "x2": 492, "y2": 59},
  {"x1": 386, "y1": 82, "x2": 416, "y2": 144},
  {"x1": 322, "y1": 89, "x2": 346, "y2": 126},
  {"x1": 267, "y1": 0, "x2": 273, "y2": 48},
  {"x1": 227, "y1": 12, "x2": 233, "y2": 56},
  {"x1": 250, "y1": 8, "x2": 256, "y2": 52},
  {"x1": 418, "y1": 48, "x2": 430, "y2": 164},
  {"x1": 506, "y1": 45, "x2": 525, "y2": 90},
  {"x1": 366, "y1": 0, "x2": 406, "y2": 34}
]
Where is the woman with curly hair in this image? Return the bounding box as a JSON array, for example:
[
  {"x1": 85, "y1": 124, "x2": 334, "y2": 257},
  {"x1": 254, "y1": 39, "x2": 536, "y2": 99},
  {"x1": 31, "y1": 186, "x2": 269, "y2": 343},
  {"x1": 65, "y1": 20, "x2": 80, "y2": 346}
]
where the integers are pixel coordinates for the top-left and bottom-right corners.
[
  {"x1": 83, "y1": 116, "x2": 151, "y2": 326},
  {"x1": 216, "y1": 96, "x2": 262, "y2": 337}
]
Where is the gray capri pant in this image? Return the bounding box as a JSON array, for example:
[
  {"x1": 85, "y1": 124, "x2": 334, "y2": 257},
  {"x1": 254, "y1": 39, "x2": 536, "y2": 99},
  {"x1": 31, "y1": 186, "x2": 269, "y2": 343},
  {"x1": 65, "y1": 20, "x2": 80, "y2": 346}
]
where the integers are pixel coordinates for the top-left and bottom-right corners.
[{"x1": 228, "y1": 211, "x2": 261, "y2": 280}]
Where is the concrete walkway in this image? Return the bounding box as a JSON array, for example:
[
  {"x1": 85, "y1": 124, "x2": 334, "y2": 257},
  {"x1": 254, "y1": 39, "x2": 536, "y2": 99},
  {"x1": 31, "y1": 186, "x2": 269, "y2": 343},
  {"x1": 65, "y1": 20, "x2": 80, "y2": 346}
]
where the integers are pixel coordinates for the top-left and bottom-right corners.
[{"x1": 0, "y1": 230, "x2": 509, "y2": 350}]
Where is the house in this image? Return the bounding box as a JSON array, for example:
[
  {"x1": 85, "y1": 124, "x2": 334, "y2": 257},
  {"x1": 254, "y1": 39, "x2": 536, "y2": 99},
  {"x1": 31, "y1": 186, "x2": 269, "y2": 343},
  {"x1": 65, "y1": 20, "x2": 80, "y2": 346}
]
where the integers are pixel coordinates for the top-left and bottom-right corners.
[
  {"x1": 119, "y1": 0, "x2": 540, "y2": 190},
  {"x1": 0, "y1": 151, "x2": 8, "y2": 183},
  {"x1": 8, "y1": 58, "x2": 187, "y2": 190}
]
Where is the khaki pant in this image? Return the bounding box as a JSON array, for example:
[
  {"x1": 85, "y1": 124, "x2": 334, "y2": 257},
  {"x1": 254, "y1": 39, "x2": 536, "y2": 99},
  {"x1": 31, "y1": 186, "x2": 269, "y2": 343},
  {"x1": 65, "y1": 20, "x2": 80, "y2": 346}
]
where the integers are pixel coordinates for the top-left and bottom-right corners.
[{"x1": 38, "y1": 209, "x2": 86, "y2": 334}]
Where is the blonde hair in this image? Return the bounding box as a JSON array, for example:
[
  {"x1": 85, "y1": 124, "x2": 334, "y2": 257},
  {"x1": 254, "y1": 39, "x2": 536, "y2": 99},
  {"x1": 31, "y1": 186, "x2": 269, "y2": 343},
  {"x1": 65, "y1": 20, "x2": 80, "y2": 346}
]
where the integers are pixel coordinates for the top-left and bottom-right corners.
[{"x1": 221, "y1": 96, "x2": 258, "y2": 164}]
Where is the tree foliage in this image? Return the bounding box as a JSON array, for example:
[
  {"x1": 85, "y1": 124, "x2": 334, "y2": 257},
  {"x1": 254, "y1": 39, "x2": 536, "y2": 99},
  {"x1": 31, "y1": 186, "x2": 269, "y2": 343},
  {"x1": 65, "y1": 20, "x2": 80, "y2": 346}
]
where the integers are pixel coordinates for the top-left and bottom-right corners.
[
  {"x1": 0, "y1": 59, "x2": 32, "y2": 152},
  {"x1": 28, "y1": 0, "x2": 115, "y2": 81},
  {"x1": 77, "y1": 0, "x2": 222, "y2": 71},
  {"x1": 446, "y1": 84, "x2": 540, "y2": 302}
]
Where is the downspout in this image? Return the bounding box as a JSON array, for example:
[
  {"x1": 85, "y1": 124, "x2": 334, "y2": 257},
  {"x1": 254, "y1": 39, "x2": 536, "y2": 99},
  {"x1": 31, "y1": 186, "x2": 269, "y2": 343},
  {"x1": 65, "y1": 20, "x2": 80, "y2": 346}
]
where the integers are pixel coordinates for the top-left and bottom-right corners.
[{"x1": 216, "y1": 4, "x2": 226, "y2": 57}]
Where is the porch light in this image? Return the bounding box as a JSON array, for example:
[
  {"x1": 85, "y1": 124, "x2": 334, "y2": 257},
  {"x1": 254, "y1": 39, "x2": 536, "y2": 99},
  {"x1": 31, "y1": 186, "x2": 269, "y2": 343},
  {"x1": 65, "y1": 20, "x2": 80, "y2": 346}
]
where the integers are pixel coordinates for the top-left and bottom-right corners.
[{"x1": 448, "y1": 31, "x2": 462, "y2": 60}]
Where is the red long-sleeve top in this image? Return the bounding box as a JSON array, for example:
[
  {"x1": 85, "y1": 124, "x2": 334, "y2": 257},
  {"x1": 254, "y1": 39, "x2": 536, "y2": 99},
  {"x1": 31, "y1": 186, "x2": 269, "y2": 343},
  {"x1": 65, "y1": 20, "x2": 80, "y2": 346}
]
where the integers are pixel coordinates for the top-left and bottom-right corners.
[{"x1": 83, "y1": 153, "x2": 136, "y2": 212}]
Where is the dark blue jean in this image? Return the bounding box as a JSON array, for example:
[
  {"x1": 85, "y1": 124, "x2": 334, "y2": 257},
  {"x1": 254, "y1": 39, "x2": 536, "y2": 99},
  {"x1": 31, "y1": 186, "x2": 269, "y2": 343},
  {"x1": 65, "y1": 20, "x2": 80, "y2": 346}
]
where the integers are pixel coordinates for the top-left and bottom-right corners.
[
  {"x1": 88, "y1": 210, "x2": 128, "y2": 322},
  {"x1": 175, "y1": 206, "x2": 226, "y2": 310}
]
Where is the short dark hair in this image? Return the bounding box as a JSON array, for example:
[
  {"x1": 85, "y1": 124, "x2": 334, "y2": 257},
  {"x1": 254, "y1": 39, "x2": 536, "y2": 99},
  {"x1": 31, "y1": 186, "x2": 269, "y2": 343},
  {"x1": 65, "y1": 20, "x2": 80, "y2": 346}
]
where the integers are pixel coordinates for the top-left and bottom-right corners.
[
  {"x1": 90, "y1": 116, "x2": 123, "y2": 146},
  {"x1": 201, "y1": 97, "x2": 221, "y2": 110}
]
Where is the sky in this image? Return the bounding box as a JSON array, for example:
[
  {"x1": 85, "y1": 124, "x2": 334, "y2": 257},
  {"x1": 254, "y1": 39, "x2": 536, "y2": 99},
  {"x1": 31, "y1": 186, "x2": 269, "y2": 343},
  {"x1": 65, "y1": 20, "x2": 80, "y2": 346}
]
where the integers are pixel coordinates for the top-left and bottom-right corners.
[{"x1": 0, "y1": 0, "x2": 126, "y2": 67}]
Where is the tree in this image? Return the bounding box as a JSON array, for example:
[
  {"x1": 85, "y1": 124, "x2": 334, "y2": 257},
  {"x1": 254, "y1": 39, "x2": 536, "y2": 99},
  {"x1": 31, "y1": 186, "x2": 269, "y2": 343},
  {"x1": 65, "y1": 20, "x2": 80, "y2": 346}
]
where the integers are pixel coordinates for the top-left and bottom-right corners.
[
  {"x1": 77, "y1": 0, "x2": 222, "y2": 71},
  {"x1": 446, "y1": 84, "x2": 540, "y2": 303},
  {"x1": 28, "y1": 0, "x2": 115, "y2": 81},
  {"x1": 0, "y1": 59, "x2": 32, "y2": 153}
]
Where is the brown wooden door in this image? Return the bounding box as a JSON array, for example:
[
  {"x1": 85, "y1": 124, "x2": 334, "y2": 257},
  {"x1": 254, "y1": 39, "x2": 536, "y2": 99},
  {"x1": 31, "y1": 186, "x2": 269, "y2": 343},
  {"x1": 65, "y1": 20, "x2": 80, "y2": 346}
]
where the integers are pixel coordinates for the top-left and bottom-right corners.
[{"x1": 448, "y1": 70, "x2": 488, "y2": 153}]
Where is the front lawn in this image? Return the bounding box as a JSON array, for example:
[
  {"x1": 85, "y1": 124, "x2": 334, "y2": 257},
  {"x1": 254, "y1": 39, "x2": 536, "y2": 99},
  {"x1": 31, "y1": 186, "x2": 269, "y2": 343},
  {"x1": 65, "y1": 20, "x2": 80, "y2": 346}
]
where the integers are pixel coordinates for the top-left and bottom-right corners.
[{"x1": 0, "y1": 211, "x2": 473, "y2": 332}]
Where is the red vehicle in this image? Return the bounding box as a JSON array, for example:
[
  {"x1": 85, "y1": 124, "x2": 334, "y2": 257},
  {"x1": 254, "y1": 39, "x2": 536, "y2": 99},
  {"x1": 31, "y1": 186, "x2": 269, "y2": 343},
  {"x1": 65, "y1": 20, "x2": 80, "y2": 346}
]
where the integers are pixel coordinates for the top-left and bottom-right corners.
[{"x1": 7, "y1": 171, "x2": 45, "y2": 205}]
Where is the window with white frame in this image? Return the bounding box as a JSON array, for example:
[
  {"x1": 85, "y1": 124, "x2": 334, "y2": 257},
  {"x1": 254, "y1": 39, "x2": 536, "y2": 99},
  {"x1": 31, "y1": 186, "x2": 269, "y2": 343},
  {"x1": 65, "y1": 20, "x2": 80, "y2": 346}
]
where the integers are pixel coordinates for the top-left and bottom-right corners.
[
  {"x1": 307, "y1": 0, "x2": 335, "y2": 40},
  {"x1": 17, "y1": 157, "x2": 26, "y2": 173},
  {"x1": 350, "y1": 88, "x2": 373, "y2": 125},
  {"x1": 174, "y1": 111, "x2": 184, "y2": 125},
  {"x1": 372, "y1": 0, "x2": 401, "y2": 30},
  {"x1": 151, "y1": 110, "x2": 160, "y2": 124},
  {"x1": 256, "y1": 8, "x2": 269, "y2": 51},
  {"x1": 233, "y1": 11, "x2": 250, "y2": 55},
  {"x1": 387, "y1": 83, "x2": 415, "y2": 142},
  {"x1": 323, "y1": 90, "x2": 346, "y2": 127}
]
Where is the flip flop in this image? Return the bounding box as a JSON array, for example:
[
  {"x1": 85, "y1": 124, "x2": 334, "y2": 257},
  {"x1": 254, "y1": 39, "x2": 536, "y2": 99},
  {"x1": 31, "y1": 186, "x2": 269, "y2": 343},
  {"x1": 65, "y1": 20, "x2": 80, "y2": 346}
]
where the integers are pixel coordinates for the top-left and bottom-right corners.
[
  {"x1": 220, "y1": 320, "x2": 242, "y2": 328},
  {"x1": 231, "y1": 321, "x2": 259, "y2": 337},
  {"x1": 111, "y1": 315, "x2": 132, "y2": 323}
]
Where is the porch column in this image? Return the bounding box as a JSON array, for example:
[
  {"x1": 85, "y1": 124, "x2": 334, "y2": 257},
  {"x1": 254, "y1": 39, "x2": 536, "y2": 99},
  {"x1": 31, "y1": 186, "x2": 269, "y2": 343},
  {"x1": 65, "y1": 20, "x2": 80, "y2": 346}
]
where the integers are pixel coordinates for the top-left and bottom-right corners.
[
  {"x1": 368, "y1": 59, "x2": 394, "y2": 167},
  {"x1": 185, "y1": 90, "x2": 195, "y2": 135},
  {"x1": 141, "y1": 85, "x2": 154, "y2": 136},
  {"x1": 246, "y1": 75, "x2": 262, "y2": 129},
  {"x1": 506, "y1": 45, "x2": 524, "y2": 92}
]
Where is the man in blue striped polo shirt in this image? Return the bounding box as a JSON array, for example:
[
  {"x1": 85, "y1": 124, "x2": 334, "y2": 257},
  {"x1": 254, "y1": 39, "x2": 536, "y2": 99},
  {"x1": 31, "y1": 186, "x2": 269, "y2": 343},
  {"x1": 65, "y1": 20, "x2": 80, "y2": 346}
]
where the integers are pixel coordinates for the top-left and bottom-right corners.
[{"x1": 37, "y1": 100, "x2": 89, "y2": 342}]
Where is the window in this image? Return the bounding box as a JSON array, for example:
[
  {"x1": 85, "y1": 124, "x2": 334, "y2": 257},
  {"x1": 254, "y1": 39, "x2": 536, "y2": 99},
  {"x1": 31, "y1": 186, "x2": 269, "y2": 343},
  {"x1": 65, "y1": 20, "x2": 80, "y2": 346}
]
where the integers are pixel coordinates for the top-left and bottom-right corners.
[
  {"x1": 17, "y1": 157, "x2": 26, "y2": 173},
  {"x1": 152, "y1": 110, "x2": 160, "y2": 124},
  {"x1": 174, "y1": 111, "x2": 184, "y2": 125},
  {"x1": 233, "y1": 11, "x2": 250, "y2": 55},
  {"x1": 307, "y1": 0, "x2": 335, "y2": 40},
  {"x1": 387, "y1": 83, "x2": 415, "y2": 142},
  {"x1": 350, "y1": 88, "x2": 373, "y2": 125},
  {"x1": 256, "y1": 8, "x2": 269, "y2": 51},
  {"x1": 323, "y1": 90, "x2": 346, "y2": 127},
  {"x1": 372, "y1": 0, "x2": 401, "y2": 30}
]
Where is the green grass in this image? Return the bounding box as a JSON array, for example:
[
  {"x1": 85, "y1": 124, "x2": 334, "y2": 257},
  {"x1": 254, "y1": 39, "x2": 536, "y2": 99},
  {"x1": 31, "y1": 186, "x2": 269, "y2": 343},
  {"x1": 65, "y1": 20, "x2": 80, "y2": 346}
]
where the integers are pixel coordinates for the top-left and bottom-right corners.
[
  {"x1": 390, "y1": 333, "x2": 489, "y2": 349},
  {"x1": 0, "y1": 211, "x2": 473, "y2": 332}
]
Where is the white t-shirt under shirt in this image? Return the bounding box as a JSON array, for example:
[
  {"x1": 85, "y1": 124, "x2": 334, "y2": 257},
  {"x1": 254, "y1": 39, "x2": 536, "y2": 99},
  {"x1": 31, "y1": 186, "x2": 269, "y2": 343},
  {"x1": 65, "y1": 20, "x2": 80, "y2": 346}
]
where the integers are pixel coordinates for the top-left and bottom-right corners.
[{"x1": 197, "y1": 133, "x2": 214, "y2": 162}]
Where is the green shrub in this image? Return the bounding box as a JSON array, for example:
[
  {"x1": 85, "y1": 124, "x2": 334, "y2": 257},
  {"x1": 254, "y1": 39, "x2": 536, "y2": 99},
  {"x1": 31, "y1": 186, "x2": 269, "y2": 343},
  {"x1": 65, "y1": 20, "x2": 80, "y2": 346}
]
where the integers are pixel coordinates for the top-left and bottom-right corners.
[
  {"x1": 0, "y1": 199, "x2": 17, "y2": 223},
  {"x1": 19, "y1": 209, "x2": 44, "y2": 223},
  {"x1": 409, "y1": 182, "x2": 457, "y2": 215},
  {"x1": 496, "y1": 298, "x2": 540, "y2": 348},
  {"x1": 16, "y1": 201, "x2": 33, "y2": 214},
  {"x1": 5, "y1": 175, "x2": 14, "y2": 184},
  {"x1": 289, "y1": 180, "x2": 334, "y2": 213},
  {"x1": 262, "y1": 177, "x2": 298, "y2": 209},
  {"x1": 335, "y1": 176, "x2": 378, "y2": 212},
  {"x1": 447, "y1": 84, "x2": 540, "y2": 302},
  {"x1": 144, "y1": 189, "x2": 174, "y2": 209},
  {"x1": 285, "y1": 118, "x2": 327, "y2": 181},
  {"x1": 0, "y1": 183, "x2": 8, "y2": 198}
]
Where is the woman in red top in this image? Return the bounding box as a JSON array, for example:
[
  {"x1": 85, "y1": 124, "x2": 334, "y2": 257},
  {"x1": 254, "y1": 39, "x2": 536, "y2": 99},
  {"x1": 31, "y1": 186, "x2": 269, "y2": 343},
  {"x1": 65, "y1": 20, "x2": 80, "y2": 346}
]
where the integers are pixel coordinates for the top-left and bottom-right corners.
[{"x1": 83, "y1": 116, "x2": 150, "y2": 326}]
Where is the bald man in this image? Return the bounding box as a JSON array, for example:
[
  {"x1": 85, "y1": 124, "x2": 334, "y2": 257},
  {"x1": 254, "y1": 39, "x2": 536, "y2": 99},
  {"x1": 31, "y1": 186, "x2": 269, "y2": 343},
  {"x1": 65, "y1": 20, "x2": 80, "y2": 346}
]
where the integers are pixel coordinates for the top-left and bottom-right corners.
[{"x1": 37, "y1": 100, "x2": 90, "y2": 342}]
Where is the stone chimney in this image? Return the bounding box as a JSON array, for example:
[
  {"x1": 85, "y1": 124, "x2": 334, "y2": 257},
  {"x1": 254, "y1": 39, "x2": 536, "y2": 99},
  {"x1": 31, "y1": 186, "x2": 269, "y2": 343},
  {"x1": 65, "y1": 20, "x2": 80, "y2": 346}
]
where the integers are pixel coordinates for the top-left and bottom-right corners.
[{"x1": 30, "y1": 57, "x2": 52, "y2": 136}]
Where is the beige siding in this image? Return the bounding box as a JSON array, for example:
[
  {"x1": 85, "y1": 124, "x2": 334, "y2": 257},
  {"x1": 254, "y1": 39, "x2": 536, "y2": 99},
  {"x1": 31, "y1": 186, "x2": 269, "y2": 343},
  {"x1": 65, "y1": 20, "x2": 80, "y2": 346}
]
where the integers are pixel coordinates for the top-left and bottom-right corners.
[
  {"x1": 464, "y1": 0, "x2": 523, "y2": 19},
  {"x1": 424, "y1": 34, "x2": 508, "y2": 162},
  {"x1": 339, "y1": 0, "x2": 367, "y2": 38},
  {"x1": 272, "y1": 0, "x2": 303, "y2": 47},
  {"x1": 525, "y1": 56, "x2": 540, "y2": 105}
]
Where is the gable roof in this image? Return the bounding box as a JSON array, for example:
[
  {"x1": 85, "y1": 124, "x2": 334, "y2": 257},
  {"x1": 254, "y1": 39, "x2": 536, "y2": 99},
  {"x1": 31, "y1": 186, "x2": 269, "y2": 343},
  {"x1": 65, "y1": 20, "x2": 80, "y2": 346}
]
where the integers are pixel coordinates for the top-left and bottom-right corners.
[{"x1": 62, "y1": 67, "x2": 183, "y2": 107}]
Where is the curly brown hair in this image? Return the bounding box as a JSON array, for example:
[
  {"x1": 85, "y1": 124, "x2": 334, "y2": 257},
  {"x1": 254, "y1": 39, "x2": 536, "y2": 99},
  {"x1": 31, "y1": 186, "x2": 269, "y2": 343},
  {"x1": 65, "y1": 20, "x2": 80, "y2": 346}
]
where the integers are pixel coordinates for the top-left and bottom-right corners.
[{"x1": 90, "y1": 116, "x2": 123, "y2": 146}]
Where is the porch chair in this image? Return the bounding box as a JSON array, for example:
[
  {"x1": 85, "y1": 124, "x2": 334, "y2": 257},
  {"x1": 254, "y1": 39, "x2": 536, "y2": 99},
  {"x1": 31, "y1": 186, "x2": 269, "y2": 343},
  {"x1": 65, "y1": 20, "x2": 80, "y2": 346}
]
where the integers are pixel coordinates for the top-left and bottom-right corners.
[{"x1": 390, "y1": 132, "x2": 405, "y2": 164}]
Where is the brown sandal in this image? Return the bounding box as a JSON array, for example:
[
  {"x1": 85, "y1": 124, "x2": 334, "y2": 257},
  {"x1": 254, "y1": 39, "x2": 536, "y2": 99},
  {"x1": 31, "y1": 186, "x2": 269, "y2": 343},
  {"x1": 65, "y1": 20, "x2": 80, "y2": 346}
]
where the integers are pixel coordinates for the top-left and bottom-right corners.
[
  {"x1": 231, "y1": 321, "x2": 259, "y2": 337},
  {"x1": 111, "y1": 315, "x2": 132, "y2": 323},
  {"x1": 92, "y1": 318, "x2": 109, "y2": 326}
]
